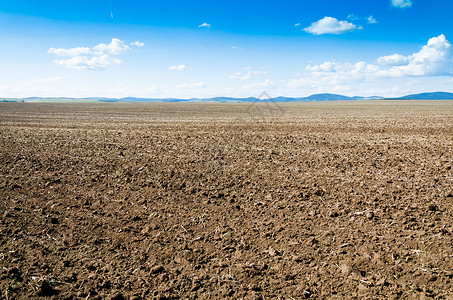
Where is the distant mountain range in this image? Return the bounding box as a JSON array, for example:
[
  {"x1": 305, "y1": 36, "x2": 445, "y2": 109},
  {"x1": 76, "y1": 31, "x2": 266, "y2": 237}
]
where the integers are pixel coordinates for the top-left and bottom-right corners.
[
  {"x1": 2, "y1": 92, "x2": 453, "y2": 103},
  {"x1": 389, "y1": 92, "x2": 453, "y2": 100}
]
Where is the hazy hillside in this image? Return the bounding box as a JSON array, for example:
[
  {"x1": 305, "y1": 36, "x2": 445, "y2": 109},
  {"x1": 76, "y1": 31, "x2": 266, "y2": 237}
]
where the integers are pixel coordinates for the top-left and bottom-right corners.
[{"x1": 2, "y1": 92, "x2": 453, "y2": 103}]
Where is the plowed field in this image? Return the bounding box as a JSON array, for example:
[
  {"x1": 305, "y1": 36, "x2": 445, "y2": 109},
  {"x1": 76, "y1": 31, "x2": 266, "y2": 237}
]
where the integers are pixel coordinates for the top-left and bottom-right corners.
[{"x1": 1, "y1": 101, "x2": 452, "y2": 299}]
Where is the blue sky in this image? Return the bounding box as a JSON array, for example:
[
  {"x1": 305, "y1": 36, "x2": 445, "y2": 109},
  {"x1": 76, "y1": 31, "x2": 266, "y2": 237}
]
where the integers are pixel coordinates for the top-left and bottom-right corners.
[{"x1": 1, "y1": 0, "x2": 453, "y2": 98}]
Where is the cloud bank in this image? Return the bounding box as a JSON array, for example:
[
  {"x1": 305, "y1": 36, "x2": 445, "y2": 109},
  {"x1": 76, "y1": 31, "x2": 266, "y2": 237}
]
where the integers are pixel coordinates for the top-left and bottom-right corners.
[
  {"x1": 289, "y1": 35, "x2": 453, "y2": 90},
  {"x1": 307, "y1": 35, "x2": 452, "y2": 79},
  {"x1": 48, "y1": 38, "x2": 143, "y2": 70}
]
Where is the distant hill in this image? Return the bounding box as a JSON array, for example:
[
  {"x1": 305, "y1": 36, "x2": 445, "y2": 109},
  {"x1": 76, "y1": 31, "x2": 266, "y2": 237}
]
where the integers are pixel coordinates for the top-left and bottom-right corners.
[
  {"x1": 393, "y1": 92, "x2": 453, "y2": 100},
  {"x1": 2, "y1": 92, "x2": 452, "y2": 103},
  {"x1": 304, "y1": 93, "x2": 359, "y2": 101},
  {"x1": 194, "y1": 94, "x2": 384, "y2": 103}
]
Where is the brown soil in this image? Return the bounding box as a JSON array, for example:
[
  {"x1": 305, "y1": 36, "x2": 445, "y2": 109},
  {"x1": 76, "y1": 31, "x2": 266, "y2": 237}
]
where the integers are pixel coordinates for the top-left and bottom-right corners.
[{"x1": 1, "y1": 101, "x2": 452, "y2": 299}]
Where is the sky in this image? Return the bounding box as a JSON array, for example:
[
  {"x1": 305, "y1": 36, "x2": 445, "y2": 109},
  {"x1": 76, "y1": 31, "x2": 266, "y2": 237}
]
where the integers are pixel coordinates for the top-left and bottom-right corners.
[{"x1": 1, "y1": 0, "x2": 453, "y2": 98}]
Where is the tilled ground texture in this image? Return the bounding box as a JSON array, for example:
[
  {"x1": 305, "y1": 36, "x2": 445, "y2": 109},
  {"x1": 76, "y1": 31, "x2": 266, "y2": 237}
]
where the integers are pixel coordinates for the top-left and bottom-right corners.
[{"x1": 1, "y1": 101, "x2": 452, "y2": 299}]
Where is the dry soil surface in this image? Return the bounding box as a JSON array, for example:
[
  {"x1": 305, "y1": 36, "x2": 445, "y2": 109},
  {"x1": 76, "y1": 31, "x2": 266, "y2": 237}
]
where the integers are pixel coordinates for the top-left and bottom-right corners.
[{"x1": 1, "y1": 101, "x2": 452, "y2": 299}]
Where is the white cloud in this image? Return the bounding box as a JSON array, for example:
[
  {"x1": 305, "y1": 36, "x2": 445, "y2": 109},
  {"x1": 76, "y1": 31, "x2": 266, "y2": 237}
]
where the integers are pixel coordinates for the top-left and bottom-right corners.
[
  {"x1": 169, "y1": 64, "x2": 192, "y2": 71},
  {"x1": 130, "y1": 41, "x2": 144, "y2": 47},
  {"x1": 230, "y1": 67, "x2": 268, "y2": 80},
  {"x1": 198, "y1": 22, "x2": 211, "y2": 28},
  {"x1": 243, "y1": 79, "x2": 276, "y2": 90},
  {"x1": 48, "y1": 46, "x2": 91, "y2": 57},
  {"x1": 48, "y1": 38, "x2": 138, "y2": 70},
  {"x1": 303, "y1": 61, "x2": 380, "y2": 85},
  {"x1": 391, "y1": 0, "x2": 413, "y2": 8},
  {"x1": 299, "y1": 35, "x2": 453, "y2": 83},
  {"x1": 381, "y1": 34, "x2": 453, "y2": 77},
  {"x1": 294, "y1": 23, "x2": 301, "y2": 27},
  {"x1": 53, "y1": 54, "x2": 122, "y2": 71},
  {"x1": 305, "y1": 61, "x2": 337, "y2": 73},
  {"x1": 377, "y1": 54, "x2": 410, "y2": 66},
  {"x1": 303, "y1": 17, "x2": 361, "y2": 35},
  {"x1": 177, "y1": 82, "x2": 207, "y2": 89},
  {"x1": 347, "y1": 14, "x2": 377, "y2": 25},
  {"x1": 367, "y1": 15, "x2": 377, "y2": 24},
  {"x1": 92, "y1": 38, "x2": 130, "y2": 55},
  {"x1": 347, "y1": 14, "x2": 360, "y2": 21}
]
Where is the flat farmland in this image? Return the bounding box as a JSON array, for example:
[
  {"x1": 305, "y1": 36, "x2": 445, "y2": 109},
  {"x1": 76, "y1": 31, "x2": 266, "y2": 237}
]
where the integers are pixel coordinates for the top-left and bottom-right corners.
[{"x1": 1, "y1": 101, "x2": 452, "y2": 299}]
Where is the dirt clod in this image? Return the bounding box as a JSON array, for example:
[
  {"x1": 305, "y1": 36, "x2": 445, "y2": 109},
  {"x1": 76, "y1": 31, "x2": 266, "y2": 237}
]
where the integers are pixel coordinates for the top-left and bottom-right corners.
[
  {"x1": 428, "y1": 204, "x2": 438, "y2": 211},
  {"x1": 110, "y1": 292, "x2": 125, "y2": 300},
  {"x1": 150, "y1": 265, "x2": 165, "y2": 274},
  {"x1": 329, "y1": 211, "x2": 339, "y2": 218},
  {"x1": 38, "y1": 280, "x2": 58, "y2": 296}
]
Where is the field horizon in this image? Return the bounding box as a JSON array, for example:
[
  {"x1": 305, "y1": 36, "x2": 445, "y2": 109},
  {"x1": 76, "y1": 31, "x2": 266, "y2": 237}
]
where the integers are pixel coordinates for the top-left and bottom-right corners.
[{"x1": 2, "y1": 91, "x2": 453, "y2": 104}]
